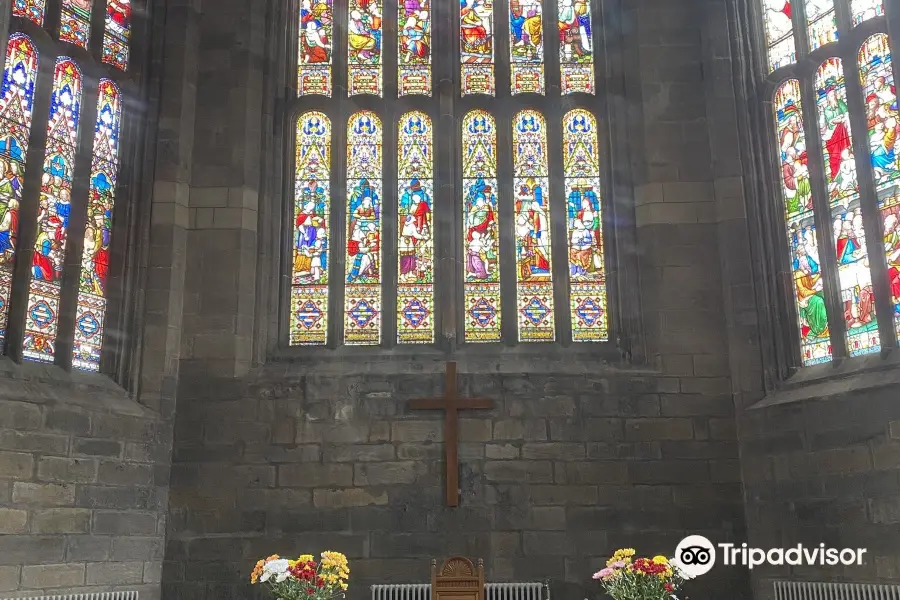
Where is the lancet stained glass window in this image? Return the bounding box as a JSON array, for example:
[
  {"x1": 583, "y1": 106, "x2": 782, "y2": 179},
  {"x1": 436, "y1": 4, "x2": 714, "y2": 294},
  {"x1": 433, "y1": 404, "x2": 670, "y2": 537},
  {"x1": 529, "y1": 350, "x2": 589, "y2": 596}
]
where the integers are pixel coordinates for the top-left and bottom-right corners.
[
  {"x1": 763, "y1": 0, "x2": 795, "y2": 72},
  {"x1": 558, "y1": 0, "x2": 594, "y2": 94},
  {"x1": 774, "y1": 80, "x2": 833, "y2": 365},
  {"x1": 0, "y1": 35, "x2": 39, "y2": 348},
  {"x1": 345, "y1": 111, "x2": 383, "y2": 345},
  {"x1": 461, "y1": 0, "x2": 495, "y2": 96},
  {"x1": 509, "y1": 0, "x2": 544, "y2": 95},
  {"x1": 72, "y1": 80, "x2": 121, "y2": 371},
  {"x1": 60, "y1": 0, "x2": 93, "y2": 49},
  {"x1": 859, "y1": 34, "x2": 900, "y2": 340},
  {"x1": 462, "y1": 110, "x2": 500, "y2": 341},
  {"x1": 23, "y1": 58, "x2": 83, "y2": 363},
  {"x1": 398, "y1": 0, "x2": 431, "y2": 96},
  {"x1": 102, "y1": 0, "x2": 131, "y2": 71},
  {"x1": 513, "y1": 110, "x2": 554, "y2": 340},
  {"x1": 397, "y1": 112, "x2": 434, "y2": 343},
  {"x1": 13, "y1": 0, "x2": 45, "y2": 26},
  {"x1": 299, "y1": 0, "x2": 333, "y2": 96},
  {"x1": 348, "y1": 0, "x2": 383, "y2": 97},
  {"x1": 807, "y1": 0, "x2": 838, "y2": 51},
  {"x1": 563, "y1": 109, "x2": 606, "y2": 341},
  {"x1": 851, "y1": 0, "x2": 883, "y2": 25},
  {"x1": 291, "y1": 112, "x2": 331, "y2": 346},
  {"x1": 815, "y1": 57, "x2": 880, "y2": 356}
]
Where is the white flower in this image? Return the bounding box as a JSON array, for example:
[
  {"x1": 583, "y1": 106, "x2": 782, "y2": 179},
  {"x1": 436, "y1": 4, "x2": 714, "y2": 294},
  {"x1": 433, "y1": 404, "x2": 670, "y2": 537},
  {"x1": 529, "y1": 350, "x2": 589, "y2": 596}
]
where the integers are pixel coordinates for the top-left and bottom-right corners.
[
  {"x1": 669, "y1": 558, "x2": 695, "y2": 580},
  {"x1": 260, "y1": 559, "x2": 291, "y2": 582}
]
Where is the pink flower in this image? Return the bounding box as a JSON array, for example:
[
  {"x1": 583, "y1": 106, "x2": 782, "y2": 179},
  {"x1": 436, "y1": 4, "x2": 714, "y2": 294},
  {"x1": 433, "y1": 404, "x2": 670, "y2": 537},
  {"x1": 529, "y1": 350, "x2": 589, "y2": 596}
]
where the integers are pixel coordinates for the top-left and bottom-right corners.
[
  {"x1": 612, "y1": 561, "x2": 626, "y2": 569},
  {"x1": 592, "y1": 568, "x2": 615, "y2": 580}
]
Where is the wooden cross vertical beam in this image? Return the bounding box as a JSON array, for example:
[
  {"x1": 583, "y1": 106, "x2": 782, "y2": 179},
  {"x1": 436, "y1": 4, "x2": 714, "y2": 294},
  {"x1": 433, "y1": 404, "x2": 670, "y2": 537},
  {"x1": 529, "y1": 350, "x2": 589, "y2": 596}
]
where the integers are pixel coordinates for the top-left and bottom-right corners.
[{"x1": 409, "y1": 362, "x2": 493, "y2": 506}]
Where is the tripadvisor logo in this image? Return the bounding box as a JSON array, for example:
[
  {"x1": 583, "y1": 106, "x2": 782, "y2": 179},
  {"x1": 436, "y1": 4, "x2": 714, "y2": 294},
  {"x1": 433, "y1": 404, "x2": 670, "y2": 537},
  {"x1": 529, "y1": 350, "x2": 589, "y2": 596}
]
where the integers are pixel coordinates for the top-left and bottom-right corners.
[{"x1": 673, "y1": 536, "x2": 867, "y2": 577}]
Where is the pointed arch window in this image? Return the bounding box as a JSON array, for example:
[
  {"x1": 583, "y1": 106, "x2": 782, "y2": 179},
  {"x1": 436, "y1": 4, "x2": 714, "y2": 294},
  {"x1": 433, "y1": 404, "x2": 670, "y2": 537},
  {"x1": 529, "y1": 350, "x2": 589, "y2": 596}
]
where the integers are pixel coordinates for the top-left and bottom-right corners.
[
  {"x1": 60, "y1": 0, "x2": 93, "y2": 49},
  {"x1": 102, "y1": 0, "x2": 132, "y2": 71},
  {"x1": 760, "y1": 0, "x2": 898, "y2": 366}
]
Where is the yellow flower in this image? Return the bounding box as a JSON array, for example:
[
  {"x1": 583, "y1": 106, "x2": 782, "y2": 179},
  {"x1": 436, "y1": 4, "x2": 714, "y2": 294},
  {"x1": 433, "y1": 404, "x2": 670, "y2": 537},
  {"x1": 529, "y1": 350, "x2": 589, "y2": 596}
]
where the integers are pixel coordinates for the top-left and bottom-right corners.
[
  {"x1": 652, "y1": 556, "x2": 668, "y2": 565},
  {"x1": 340, "y1": 583, "x2": 349, "y2": 590},
  {"x1": 298, "y1": 554, "x2": 314, "y2": 563}
]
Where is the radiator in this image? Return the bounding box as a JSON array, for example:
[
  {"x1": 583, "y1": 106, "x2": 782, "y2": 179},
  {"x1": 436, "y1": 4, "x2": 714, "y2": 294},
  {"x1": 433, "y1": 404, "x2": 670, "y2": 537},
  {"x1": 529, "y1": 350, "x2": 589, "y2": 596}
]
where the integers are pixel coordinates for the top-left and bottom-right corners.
[
  {"x1": 774, "y1": 581, "x2": 900, "y2": 600},
  {"x1": 0, "y1": 593, "x2": 138, "y2": 600},
  {"x1": 370, "y1": 583, "x2": 547, "y2": 600}
]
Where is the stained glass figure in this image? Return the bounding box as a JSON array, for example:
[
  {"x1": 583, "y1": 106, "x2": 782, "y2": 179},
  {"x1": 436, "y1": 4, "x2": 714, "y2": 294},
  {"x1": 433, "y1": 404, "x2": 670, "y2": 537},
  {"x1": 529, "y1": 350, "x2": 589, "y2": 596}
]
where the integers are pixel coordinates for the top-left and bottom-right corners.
[
  {"x1": 512, "y1": 110, "x2": 554, "y2": 341},
  {"x1": 462, "y1": 110, "x2": 500, "y2": 341},
  {"x1": 348, "y1": 0, "x2": 383, "y2": 97},
  {"x1": 397, "y1": 112, "x2": 434, "y2": 343},
  {"x1": 806, "y1": 0, "x2": 837, "y2": 52},
  {"x1": 60, "y1": 0, "x2": 93, "y2": 49},
  {"x1": 0, "y1": 35, "x2": 39, "y2": 348},
  {"x1": 858, "y1": 34, "x2": 900, "y2": 339},
  {"x1": 13, "y1": 0, "x2": 45, "y2": 26},
  {"x1": 775, "y1": 81, "x2": 832, "y2": 365},
  {"x1": 558, "y1": 0, "x2": 594, "y2": 94},
  {"x1": 763, "y1": 0, "x2": 795, "y2": 72},
  {"x1": 299, "y1": 0, "x2": 333, "y2": 96},
  {"x1": 72, "y1": 80, "x2": 121, "y2": 371},
  {"x1": 563, "y1": 109, "x2": 606, "y2": 342},
  {"x1": 509, "y1": 0, "x2": 544, "y2": 95},
  {"x1": 102, "y1": 0, "x2": 130, "y2": 70},
  {"x1": 852, "y1": 0, "x2": 883, "y2": 25},
  {"x1": 815, "y1": 58, "x2": 880, "y2": 356},
  {"x1": 291, "y1": 112, "x2": 331, "y2": 346},
  {"x1": 23, "y1": 58, "x2": 83, "y2": 364},
  {"x1": 398, "y1": 0, "x2": 431, "y2": 96},
  {"x1": 461, "y1": 0, "x2": 495, "y2": 96},
  {"x1": 345, "y1": 111, "x2": 382, "y2": 344}
]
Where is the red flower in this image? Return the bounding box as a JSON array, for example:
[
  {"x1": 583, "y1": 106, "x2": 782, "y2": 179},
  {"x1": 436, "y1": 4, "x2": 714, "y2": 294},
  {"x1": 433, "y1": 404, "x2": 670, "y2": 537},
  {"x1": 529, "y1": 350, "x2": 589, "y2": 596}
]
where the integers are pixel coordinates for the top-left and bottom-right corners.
[{"x1": 665, "y1": 583, "x2": 675, "y2": 592}]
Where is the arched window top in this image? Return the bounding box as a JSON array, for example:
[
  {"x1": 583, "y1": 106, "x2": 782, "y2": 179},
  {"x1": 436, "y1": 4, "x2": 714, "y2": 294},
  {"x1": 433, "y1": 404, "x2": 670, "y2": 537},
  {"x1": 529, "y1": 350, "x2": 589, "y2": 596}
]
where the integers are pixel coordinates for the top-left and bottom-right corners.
[{"x1": 13, "y1": 0, "x2": 46, "y2": 27}]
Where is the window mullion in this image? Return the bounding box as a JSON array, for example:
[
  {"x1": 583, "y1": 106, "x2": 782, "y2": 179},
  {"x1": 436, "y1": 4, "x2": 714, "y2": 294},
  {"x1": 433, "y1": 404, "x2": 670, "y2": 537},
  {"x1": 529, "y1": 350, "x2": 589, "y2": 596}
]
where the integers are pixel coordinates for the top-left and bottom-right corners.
[
  {"x1": 54, "y1": 73, "x2": 100, "y2": 370},
  {"x1": 547, "y1": 104, "x2": 570, "y2": 345},
  {"x1": 834, "y1": 0, "x2": 853, "y2": 35},
  {"x1": 793, "y1": 0, "x2": 811, "y2": 59},
  {"x1": 800, "y1": 76, "x2": 849, "y2": 358},
  {"x1": 842, "y1": 33, "x2": 898, "y2": 349}
]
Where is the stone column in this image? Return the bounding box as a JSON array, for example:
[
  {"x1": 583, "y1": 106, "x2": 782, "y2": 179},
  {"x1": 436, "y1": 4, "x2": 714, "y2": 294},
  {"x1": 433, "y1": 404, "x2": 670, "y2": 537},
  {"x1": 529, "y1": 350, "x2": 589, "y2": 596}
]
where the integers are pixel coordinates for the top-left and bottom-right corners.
[{"x1": 181, "y1": 0, "x2": 270, "y2": 379}]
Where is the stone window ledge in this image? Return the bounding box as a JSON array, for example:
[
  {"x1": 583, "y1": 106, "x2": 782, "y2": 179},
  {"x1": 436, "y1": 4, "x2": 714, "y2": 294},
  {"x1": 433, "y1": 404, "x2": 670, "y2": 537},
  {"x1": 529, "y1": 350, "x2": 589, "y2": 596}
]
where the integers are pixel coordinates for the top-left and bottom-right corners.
[
  {"x1": 0, "y1": 356, "x2": 152, "y2": 417},
  {"x1": 750, "y1": 350, "x2": 900, "y2": 409}
]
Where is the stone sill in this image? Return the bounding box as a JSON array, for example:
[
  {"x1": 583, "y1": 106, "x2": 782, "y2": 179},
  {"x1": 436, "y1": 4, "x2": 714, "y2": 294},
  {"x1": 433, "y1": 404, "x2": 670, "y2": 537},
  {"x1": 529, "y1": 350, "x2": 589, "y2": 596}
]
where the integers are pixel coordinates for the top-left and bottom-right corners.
[
  {"x1": 0, "y1": 356, "x2": 153, "y2": 417},
  {"x1": 749, "y1": 349, "x2": 900, "y2": 409}
]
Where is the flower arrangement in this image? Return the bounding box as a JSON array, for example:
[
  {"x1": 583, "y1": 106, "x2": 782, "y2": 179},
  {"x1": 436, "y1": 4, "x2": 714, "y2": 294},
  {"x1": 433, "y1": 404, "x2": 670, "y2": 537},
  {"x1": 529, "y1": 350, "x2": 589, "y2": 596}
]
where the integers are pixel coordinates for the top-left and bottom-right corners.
[
  {"x1": 593, "y1": 548, "x2": 690, "y2": 600},
  {"x1": 251, "y1": 551, "x2": 350, "y2": 600}
]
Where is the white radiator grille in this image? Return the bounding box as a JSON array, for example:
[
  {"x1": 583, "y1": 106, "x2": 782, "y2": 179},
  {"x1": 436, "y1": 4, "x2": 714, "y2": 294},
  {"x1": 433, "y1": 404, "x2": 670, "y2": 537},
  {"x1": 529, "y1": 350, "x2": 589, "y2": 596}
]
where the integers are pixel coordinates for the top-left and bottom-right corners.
[
  {"x1": 370, "y1": 583, "x2": 547, "y2": 600},
  {"x1": 1, "y1": 593, "x2": 138, "y2": 600},
  {"x1": 774, "y1": 581, "x2": 900, "y2": 600}
]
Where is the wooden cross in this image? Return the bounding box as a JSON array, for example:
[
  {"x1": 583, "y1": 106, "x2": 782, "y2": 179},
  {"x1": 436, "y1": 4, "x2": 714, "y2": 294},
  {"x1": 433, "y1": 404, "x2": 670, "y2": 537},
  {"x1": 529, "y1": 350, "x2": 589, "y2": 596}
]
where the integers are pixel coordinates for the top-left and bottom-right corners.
[{"x1": 409, "y1": 362, "x2": 493, "y2": 507}]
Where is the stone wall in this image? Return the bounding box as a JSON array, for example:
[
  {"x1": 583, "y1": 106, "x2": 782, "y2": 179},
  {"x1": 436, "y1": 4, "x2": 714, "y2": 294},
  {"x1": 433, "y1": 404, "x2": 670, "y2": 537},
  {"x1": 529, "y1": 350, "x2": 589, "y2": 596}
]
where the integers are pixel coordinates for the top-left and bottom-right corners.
[
  {"x1": 163, "y1": 359, "x2": 750, "y2": 600},
  {"x1": 0, "y1": 364, "x2": 170, "y2": 599},
  {"x1": 738, "y1": 376, "x2": 900, "y2": 599}
]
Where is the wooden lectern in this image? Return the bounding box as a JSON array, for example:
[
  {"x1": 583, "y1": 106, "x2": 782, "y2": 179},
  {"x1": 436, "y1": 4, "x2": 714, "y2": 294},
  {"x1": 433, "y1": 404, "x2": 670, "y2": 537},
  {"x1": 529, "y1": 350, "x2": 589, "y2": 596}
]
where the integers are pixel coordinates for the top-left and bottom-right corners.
[{"x1": 430, "y1": 557, "x2": 485, "y2": 600}]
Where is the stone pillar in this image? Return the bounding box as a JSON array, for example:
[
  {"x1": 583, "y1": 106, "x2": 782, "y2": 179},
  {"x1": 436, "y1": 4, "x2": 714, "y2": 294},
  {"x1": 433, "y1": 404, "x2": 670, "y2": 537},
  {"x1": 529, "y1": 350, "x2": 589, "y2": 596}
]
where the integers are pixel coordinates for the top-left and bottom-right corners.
[
  {"x1": 181, "y1": 0, "x2": 270, "y2": 379},
  {"x1": 139, "y1": 0, "x2": 202, "y2": 416},
  {"x1": 0, "y1": 0, "x2": 10, "y2": 56}
]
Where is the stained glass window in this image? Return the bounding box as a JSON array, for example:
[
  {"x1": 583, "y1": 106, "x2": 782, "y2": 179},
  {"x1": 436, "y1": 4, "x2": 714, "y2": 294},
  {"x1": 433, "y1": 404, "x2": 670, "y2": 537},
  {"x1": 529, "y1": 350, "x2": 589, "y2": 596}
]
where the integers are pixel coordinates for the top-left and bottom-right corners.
[
  {"x1": 461, "y1": 0, "x2": 495, "y2": 96},
  {"x1": 12, "y1": 0, "x2": 45, "y2": 26},
  {"x1": 859, "y1": 34, "x2": 900, "y2": 340},
  {"x1": 763, "y1": 0, "x2": 795, "y2": 72},
  {"x1": 345, "y1": 111, "x2": 382, "y2": 344},
  {"x1": 72, "y1": 80, "x2": 121, "y2": 371},
  {"x1": 398, "y1": 0, "x2": 431, "y2": 96},
  {"x1": 558, "y1": 0, "x2": 594, "y2": 94},
  {"x1": 299, "y1": 0, "x2": 333, "y2": 96},
  {"x1": 851, "y1": 0, "x2": 884, "y2": 25},
  {"x1": 807, "y1": 0, "x2": 838, "y2": 51},
  {"x1": 462, "y1": 110, "x2": 500, "y2": 341},
  {"x1": 509, "y1": 0, "x2": 544, "y2": 95},
  {"x1": 563, "y1": 109, "x2": 606, "y2": 342},
  {"x1": 291, "y1": 112, "x2": 331, "y2": 346},
  {"x1": 102, "y1": 0, "x2": 131, "y2": 71},
  {"x1": 773, "y1": 80, "x2": 832, "y2": 365},
  {"x1": 815, "y1": 57, "x2": 880, "y2": 356},
  {"x1": 397, "y1": 112, "x2": 434, "y2": 343},
  {"x1": 0, "y1": 35, "x2": 39, "y2": 349},
  {"x1": 512, "y1": 110, "x2": 554, "y2": 341},
  {"x1": 348, "y1": 0, "x2": 383, "y2": 97},
  {"x1": 60, "y1": 0, "x2": 93, "y2": 49},
  {"x1": 23, "y1": 58, "x2": 83, "y2": 364}
]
